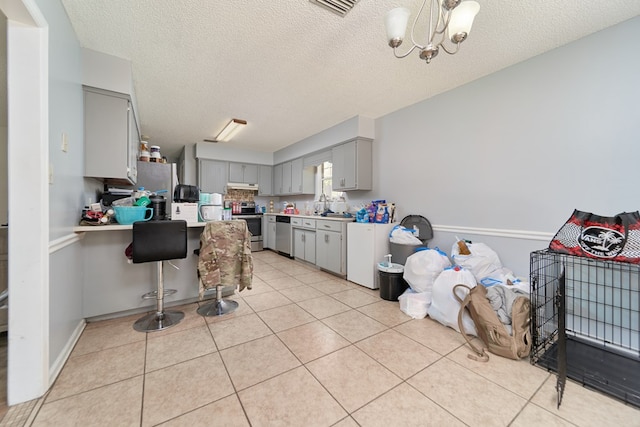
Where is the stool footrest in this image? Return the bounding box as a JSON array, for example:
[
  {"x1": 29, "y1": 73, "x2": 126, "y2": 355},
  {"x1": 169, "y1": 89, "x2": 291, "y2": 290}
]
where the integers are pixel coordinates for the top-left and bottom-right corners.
[{"x1": 141, "y1": 289, "x2": 177, "y2": 300}]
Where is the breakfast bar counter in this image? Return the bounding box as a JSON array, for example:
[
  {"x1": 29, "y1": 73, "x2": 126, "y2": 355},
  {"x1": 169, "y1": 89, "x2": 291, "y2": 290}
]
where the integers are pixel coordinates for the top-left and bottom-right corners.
[{"x1": 76, "y1": 222, "x2": 206, "y2": 319}]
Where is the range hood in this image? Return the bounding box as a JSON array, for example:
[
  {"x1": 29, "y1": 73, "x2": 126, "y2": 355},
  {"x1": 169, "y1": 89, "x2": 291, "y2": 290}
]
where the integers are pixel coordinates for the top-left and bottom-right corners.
[{"x1": 227, "y1": 182, "x2": 259, "y2": 191}]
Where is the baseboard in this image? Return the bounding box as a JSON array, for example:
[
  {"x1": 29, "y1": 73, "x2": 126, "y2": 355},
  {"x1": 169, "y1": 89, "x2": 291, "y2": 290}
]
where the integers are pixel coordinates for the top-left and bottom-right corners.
[{"x1": 48, "y1": 319, "x2": 86, "y2": 387}]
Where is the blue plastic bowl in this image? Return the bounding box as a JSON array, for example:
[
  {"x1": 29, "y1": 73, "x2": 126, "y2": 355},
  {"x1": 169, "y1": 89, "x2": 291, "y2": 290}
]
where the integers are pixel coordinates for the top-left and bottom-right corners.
[{"x1": 113, "y1": 206, "x2": 153, "y2": 225}]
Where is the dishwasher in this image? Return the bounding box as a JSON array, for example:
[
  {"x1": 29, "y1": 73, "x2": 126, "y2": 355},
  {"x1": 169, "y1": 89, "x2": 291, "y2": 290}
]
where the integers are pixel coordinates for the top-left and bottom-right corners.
[{"x1": 275, "y1": 215, "x2": 292, "y2": 256}]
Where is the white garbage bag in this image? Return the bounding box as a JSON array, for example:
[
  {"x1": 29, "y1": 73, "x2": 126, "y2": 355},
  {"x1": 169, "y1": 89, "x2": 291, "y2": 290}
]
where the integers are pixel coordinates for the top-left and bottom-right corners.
[
  {"x1": 398, "y1": 288, "x2": 430, "y2": 319},
  {"x1": 451, "y1": 241, "x2": 503, "y2": 283},
  {"x1": 403, "y1": 247, "x2": 451, "y2": 294},
  {"x1": 427, "y1": 266, "x2": 478, "y2": 335},
  {"x1": 389, "y1": 225, "x2": 423, "y2": 245}
]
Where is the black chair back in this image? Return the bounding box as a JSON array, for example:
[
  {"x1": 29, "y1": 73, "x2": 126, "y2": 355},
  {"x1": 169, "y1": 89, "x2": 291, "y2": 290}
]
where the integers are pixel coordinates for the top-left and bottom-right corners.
[{"x1": 132, "y1": 220, "x2": 187, "y2": 264}]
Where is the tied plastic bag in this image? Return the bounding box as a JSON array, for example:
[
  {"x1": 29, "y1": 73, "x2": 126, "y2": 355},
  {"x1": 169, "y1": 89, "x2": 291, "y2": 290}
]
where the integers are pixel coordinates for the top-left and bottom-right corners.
[
  {"x1": 398, "y1": 288, "x2": 430, "y2": 319},
  {"x1": 389, "y1": 225, "x2": 423, "y2": 245},
  {"x1": 403, "y1": 247, "x2": 451, "y2": 294},
  {"x1": 451, "y1": 241, "x2": 503, "y2": 283},
  {"x1": 427, "y1": 266, "x2": 478, "y2": 335}
]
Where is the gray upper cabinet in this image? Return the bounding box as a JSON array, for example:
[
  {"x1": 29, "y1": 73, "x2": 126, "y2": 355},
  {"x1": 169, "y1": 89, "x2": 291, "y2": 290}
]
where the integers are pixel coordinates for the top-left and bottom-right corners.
[
  {"x1": 273, "y1": 164, "x2": 283, "y2": 195},
  {"x1": 273, "y1": 158, "x2": 314, "y2": 196},
  {"x1": 198, "y1": 159, "x2": 229, "y2": 194},
  {"x1": 229, "y1": 162, "x2": 258, "y2": 184},
  {"x1": 282, "y1": 161, "x2": 292, "y2": 194},
  {"x1": 331, "y1": 138, "x2": 372, "y2": 191},
  {"x1": 258, "y1": 165, "x2": 273, "y2": 196},
  {"x1": 84, "y1": 86, "x2": 139, "y2": 184}
]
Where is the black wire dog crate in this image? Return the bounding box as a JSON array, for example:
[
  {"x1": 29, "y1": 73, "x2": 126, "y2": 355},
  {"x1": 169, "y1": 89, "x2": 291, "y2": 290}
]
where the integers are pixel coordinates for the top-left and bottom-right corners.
[{"x1": 530, "y1": 249, "x2": 639, "y2": 408}]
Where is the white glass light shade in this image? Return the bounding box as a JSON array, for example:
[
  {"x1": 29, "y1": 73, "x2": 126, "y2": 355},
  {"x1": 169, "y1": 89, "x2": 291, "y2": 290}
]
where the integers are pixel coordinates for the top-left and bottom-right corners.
[
  {"x1": 385, "y1": 7, "x2": 411, "y2": 45},
  {"x1": 447, "y1": 1, "x2": 479, "y2": 42}
]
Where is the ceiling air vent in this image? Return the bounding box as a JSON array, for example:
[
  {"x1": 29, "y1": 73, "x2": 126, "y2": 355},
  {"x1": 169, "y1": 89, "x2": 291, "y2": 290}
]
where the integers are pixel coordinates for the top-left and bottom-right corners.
[{"x1": 310, "y1": 0, "x2": 361, "y2": 17}]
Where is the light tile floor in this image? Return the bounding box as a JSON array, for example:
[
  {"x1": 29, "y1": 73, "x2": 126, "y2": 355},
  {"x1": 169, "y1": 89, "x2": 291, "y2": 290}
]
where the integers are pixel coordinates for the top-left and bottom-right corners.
[{"x1": 22, "y1": 251, "x2": 640, "y2": 426}]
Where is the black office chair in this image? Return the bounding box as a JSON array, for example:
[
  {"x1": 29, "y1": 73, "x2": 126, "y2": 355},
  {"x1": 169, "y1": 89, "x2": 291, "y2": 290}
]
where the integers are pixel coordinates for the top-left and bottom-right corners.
[{"x1": 132, "y1": 220, "x2": 187, "y2": 332}]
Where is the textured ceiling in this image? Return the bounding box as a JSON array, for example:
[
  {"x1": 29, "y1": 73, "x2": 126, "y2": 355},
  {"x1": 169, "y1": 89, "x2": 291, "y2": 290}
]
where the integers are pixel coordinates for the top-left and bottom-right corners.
[{"x1": 60, "y1": 0, "x2": 640, "y2": 159}]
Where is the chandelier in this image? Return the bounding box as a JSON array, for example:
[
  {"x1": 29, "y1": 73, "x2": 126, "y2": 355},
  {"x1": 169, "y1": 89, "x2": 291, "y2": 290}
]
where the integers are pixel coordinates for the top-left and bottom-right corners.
[{"x1": 385, "y1": 0, "x2": 480, "y2": 64}]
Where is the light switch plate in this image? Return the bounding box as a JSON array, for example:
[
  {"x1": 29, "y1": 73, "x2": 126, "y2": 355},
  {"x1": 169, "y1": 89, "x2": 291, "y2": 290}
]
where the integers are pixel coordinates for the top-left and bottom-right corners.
[{"x1": 61, "y1": 132, "x2": 68, "y2": 152}]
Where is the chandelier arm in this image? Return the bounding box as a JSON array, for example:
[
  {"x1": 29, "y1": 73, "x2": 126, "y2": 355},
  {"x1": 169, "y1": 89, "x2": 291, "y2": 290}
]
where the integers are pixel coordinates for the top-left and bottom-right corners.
[
  {"x1": 433, "y1": 26, "x2": 446, "y2": 47},
  {"x1": 429, "y1": 0, "x2": 443, "y2": 41},
  {"x1": 433, "y1": 8, "x2": 453, "y2": 36},
  {"x1": 393, "y1": 44, "x2": 422, "y2": 59},
  {"x1": 410, "y1": 0, "x2": 429, "y2": 48},
  {"x1": 440, "y1": 42, "x2": 461, "y2": 55}
]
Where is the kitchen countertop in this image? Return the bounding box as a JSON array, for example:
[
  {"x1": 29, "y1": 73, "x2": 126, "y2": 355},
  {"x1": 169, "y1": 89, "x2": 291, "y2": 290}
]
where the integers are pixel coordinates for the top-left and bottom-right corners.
[
  {"x1": 73, "y1": 221, "x2": 207, "y2": 233},
  {"x1": 263, "y1": 213, "x2": 355, "y2": 222}
]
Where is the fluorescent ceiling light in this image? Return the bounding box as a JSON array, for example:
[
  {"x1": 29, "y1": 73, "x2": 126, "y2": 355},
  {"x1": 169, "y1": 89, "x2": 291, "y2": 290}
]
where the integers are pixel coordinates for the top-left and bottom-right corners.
[{"x1": 215, "y1": 118, "x2": 247, "y2": 142}]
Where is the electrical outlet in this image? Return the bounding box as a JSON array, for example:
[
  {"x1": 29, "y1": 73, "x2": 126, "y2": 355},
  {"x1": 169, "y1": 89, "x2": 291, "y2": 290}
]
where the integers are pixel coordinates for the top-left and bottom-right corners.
[{"x1": 61, "y1": 132, "x2": 69, "y2": 152}]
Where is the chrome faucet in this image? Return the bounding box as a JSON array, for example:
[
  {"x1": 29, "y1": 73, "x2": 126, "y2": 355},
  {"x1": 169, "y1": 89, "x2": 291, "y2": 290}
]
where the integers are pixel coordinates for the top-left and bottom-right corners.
[{"x1": 319, "y1": 193, "x2": 328, "y2": 212}]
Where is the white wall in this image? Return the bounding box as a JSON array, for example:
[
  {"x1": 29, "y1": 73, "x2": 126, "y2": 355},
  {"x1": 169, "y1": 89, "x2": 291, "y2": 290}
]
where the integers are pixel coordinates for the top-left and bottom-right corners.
[
  {"x1": 274, "y1": 115, "x2": 374, "y2": 164},
  {"x1": 195, "y1": 142, "x2": 273, "y2": 165},
  {"x1": 1, "y1": 15, "x2": 7, "y2": 226},
  {"x1": 373, "y1": 16, "x2": 640, "y2": 276}
]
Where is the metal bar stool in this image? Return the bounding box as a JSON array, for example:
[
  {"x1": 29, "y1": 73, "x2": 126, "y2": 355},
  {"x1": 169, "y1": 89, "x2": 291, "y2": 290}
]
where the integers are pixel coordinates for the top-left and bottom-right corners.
[{"x1": 132, "y1": 220, "x2": 187, "y2": 332}]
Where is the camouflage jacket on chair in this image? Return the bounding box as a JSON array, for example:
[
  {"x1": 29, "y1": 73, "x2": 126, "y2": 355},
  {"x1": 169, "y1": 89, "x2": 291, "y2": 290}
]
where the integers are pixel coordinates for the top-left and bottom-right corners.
[{"x1": 197, "y1": 220, "x2": 253, "y2": 299}]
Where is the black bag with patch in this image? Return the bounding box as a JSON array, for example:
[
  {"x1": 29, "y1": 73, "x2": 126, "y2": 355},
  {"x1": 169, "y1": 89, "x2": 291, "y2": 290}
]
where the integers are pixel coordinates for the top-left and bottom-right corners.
[{"x1": 549, "y1": 209, "x2": 640, "y2": 264}]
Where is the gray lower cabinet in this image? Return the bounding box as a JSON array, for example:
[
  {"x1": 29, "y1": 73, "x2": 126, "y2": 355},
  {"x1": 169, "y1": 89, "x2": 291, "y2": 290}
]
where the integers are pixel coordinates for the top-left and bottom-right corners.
[
  {"x1": 293, "y1": 229, "x2": 316, "y2": 263},
  {"x1": 315, "y1": 220, "x2": 347, "y2": 276},
  {"x1": 292, "y1": 217, "x2": 316, "y2": 263},
  {"x1": 198, "y1": 159, "x2": 229, "y2": 194},
  {"x1": 265, "y1": 215, "x2": 276, "y2": 250},
  {"x1": 84, "y1": 86, "x2": 139, "y2": 184}
]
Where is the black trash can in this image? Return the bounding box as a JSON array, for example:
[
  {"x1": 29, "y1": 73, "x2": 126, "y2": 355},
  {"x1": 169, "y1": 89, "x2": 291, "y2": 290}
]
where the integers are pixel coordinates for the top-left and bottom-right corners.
[{"x1": 378, "y1": 263, "x2": 408, "y2": 301}]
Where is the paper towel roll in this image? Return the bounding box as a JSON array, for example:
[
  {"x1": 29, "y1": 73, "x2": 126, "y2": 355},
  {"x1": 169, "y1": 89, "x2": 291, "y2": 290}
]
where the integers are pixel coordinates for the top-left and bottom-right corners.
[{"x1": 211, "y1": 193, "x2": 222, "y2": 205}]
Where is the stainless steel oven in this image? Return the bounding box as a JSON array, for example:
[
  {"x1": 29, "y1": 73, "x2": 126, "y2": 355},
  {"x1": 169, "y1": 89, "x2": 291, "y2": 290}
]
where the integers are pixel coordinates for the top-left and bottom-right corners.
[{"x1": 232, "y1": 214, "x2": 263, "y2": 252}]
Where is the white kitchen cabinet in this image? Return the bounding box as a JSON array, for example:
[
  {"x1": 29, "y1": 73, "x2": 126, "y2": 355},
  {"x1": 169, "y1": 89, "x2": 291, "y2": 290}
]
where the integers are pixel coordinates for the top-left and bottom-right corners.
[
  {"x1": 292, "y1": 217, "x2": 316, "y2": 263},
  {"x1": 347, "y1": 222, "x2": 396, "y2": 289},
  {"x1": 315, "y1": 220, "x2": 347, "y2": 276},
  {"x1": 84, "y1": 86, "x2": 139, "y2": 184},
  {"x1": 265, "y1": 215, "x2": 277, "y2": 250},
  {"x1": 331, "y1": 138, "x2": 372, "y2": 191},
  {"x1": 229, "y1": 162, "x2": 258, "y2": 184},
  {"x1": 198, "y1": 159, "x2": 229, "y2": 194},
  {"x1": 258, "y1": 165, "x2": 273, "y2": 196}
]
